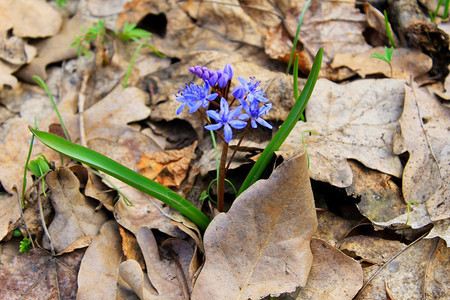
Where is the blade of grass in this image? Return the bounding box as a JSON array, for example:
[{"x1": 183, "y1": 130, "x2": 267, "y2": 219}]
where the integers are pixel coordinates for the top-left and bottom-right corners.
[
  {"x1": 238, "y1": 47, "x2": 323, "y2": 195},
  {"x1": 286, "y1": 0, "x2": 312, "y2": 74},
  {"x1": 29, "y1": 128, "x2": 210, "y2": 230},
  {"x1": 123, "y1": 42, "x2": 166, "y2": 88},
  {"x1": 33, "y1": 75, "x2": 71, "y2": 141}
]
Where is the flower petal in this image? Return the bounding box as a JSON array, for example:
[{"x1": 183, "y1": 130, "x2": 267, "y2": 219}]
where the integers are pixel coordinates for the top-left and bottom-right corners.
[
  {"x1": 223, "y1": 124, "x2": 233, "y2": 143},
  {"x1": 206, "y1": 110, "x2": 222, "y2": 122},
  {"x1": 205, "y1": 123, "x2": 223, "y2": 131},
  {"x1": 229, "y1": 120, "x2": 247, "y2": 129}
]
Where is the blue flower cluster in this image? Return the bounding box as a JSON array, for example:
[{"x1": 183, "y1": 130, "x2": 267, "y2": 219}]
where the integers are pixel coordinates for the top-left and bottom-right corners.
[{"x1": 175, "y1": 64, "x2": 272, "y2": 143}]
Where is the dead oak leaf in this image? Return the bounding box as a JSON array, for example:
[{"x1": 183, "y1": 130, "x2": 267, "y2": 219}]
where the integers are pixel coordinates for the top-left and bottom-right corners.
[
  {"x1": 192, "y1": 151, "x2": 317, "y2": 299},
  {"x1": 137, "y1": 141, "x2": 197, "y2": 188},
  {"x1": 280, "y1": 78, "x2": 404, "y2": 188}
]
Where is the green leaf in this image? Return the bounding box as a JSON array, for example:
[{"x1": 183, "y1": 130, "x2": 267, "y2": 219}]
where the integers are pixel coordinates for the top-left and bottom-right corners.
[
  {"x1": 238, "y1": 47, "x2": 323, "y2": 195},
  {"x1": 385, "y1": 46, "x2": 394, "y2": 61},
  {"x1": 371, "y1": 52, "x2": 389, "y2": 64},
  {"x1": 19, "y1": 238, "x2": 32, "y2": 253},
  {"x1": 29, "y1": 128, "x2": 210, "y2": 230}
]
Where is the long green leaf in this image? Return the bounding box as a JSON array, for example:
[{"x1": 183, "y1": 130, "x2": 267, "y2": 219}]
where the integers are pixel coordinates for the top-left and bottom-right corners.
[
  {"x1": 238, "y1": 47, "x2": 323, "y2": 195},
  {"x1": 29, "y1": 128, "x2": 210, "y2": 230}
]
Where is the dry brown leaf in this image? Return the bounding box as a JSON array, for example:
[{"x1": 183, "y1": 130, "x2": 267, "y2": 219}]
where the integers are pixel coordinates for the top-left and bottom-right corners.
[
  {"x1": 294, "y1": 0, "x2": 371, "y2": 75},
  {"x1": 43, "y1": 167, "x2": 109, "y2": 253},
  {"x1": 138, "y1": 141, "x2": 197, "y2": 188},
  {"x1": 121, "y1": 227, "x2": 194, "y2": 299},
  {"x1": 192, "y1": 151, "x2": 317, "y2": 299},
  {"x1": 0, "y1": 40, "x2": 36, "y2": 90},
  {"x1": 280, "y1": 78, "x2": 404, "y2": 188},
  {"x1": 0, "y1": 241, "x2": 84, "y2": 299},
  {"x1": 84, "y1": 171, "x2": 116, "y2": 211},
  {"x1": 16, "y1": 14, "x2": 85, "y2": 83},
  {"x1": 339, "y1": 236, "x2": 405, "y2": 265},
  {"x1": 363, "y1": 3, "x2": 400, "y2": 47},
  {"x1": 77, "y1": 220, "x2": 123, "y2": 299},
  {"x1": 0, "y1": 0, "x2": 62, "y2": 38},
  {"x1": 119, "y1": 226, "x2": 145, "y2": 269},
  {"x1": 395, "y1": 85, "x2": 449, "y2": 221},
  {"x1": 331, "y1": 47, "x2": 433, "y2": 79},
  {"x1": 346, "y1": 161, "x2": 406, "y2": 224},
  {"x1": 88, "y1": 0, "x2": 129, "y2": 17},
  {"x1": 373, "y1": 84, "x2": 450, "y2": 243},
  {"x1": 312, "y1": 210, "x2": 360, "y2": 247},
  {"x1": 424, "y1": 238, "x2": 449, "y2": 299},
  {"x1": 0, "y1": 193, "x2": 20, "y2": 243},
  {"x1": 356, "y1": 237, "x2": 439, "y2": 299},
  {"x1": 296, "y1": 239, "x2": 363, "y2": 300}
]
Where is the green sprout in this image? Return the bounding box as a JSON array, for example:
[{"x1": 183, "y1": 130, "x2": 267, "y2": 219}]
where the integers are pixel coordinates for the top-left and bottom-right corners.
[
  {"x1": 371, "y1": 11, "x2": 395, "y2": 77},
  {"x1": 28, "y1": 154, "x2": 51, "y2": 196},
  {"x1": 19, "y1": 238, "x2": 32, "y2": 254},
  {"x1": 71, "y1": 20, "x2": 156, "y2": 65}
]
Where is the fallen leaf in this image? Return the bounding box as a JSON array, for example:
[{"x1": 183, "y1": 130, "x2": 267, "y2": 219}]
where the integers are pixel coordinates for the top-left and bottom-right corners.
[
  {"x1": 346, "y1": 160, "x2": 406, "y2": 223},
  {"x1": 0, "y1": 194, "x2": 20, "y2": 243},
  {"x1": 119, "y1": 227, "x2": 193, "y2": 299},
  {"x1": 363, "y1": 3, "x2": 400, "y2": 47},
  {"x1": 0, "y1": 0, "x2": 62, "y2": 38},
  {"x1": 331, "y1": 47, "x2": 433, "y2": 79},
  {"x1": 295, "y1": 0, "x2": 371, "y2": 74},
  {"x1": 280, "y1": 78, "x2": 404, "y2": 188},
  {"x1": 137, "y1": 141, "x2": 198, "y2": 188},
  {"x1": 296, "y1": 239, "x2": 363, "y2": 300},
  {"x1": 43, "y1": 167, "x2": 109, "y2": 253},
  {"x1": 355, "y1": 237, "x2": 439, "y2": 299},
  {"x1": 16, "y1": 14, "x2": 85, "y2": 83},
  {"x1": 394, "y1": 84, "x2": 449, "y2": 222},
  {"x1": 192, "y1": 151, "x2": 317, "y2": 299},
  {"x1": 87, "y1": 0, "x2": 129, "y2": 17},
  {"x1": 119, "y1": 226, "x2": 145, "y2": 269},
  {"x1": 424, "y1": 238, "x2": 449, "y2": 299},
  {"x1": 0, "y1": 240, "x2": 84, "y2": 299},
  {"x1": 312, "y1": 210, "x2": 359, "y2": 247},
  {"x1": 339, "y1": 236, "x2": 405, "y2": 265},
  {"x1": 77, "y1": 220, "x2": 123, "y2": 299}
]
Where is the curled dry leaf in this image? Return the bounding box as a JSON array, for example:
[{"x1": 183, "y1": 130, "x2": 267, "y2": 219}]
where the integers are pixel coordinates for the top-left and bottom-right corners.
[
  {"x1": 295, "y1": 239, "x2": 363, "y2": 300},
  {"x1": 280, "y1": 78, "x2": 404, "y2": 188},
  {"x1": 120, "y1": 227, "x2": 194, "y2": 299},
  {"x1": 43, "y1": 167, "x2": 109, "y2": 253},
  {"x1": 192, "y1": 151, "x2": 317, "y2": 299},
  {"x1": 331, "y1": 47, "x2": 433, "y2": 79},
  {"x1": 77, "y1": 220, "x2": 123, "y2": 300},
  {"x1": 137, "y1": 141, "x2": 198, "y2": 188},
  {"x1": 424, "y1": 238, "x2": 449, "y2": 299}
]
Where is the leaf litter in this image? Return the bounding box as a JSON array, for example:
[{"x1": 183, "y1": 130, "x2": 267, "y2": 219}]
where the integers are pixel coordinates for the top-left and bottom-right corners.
[{"x1": 0, "y1": 0, "x2": 449, "y2": 299}]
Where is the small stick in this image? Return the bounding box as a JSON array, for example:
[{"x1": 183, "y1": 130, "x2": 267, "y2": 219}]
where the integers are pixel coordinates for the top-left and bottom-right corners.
[{"x1": 78, "y1": 71, "x2": 90, "y2": 147}]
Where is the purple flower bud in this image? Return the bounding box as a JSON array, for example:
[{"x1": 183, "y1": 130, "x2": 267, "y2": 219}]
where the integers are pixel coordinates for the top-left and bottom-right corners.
[
  {"x1": 223, "y1": 64, "x2": 233, "y2": 80},
  {"x1": 209, "y1": 72, "x2": 218, "y2": 86},
  {"x1": 218, "y1": 73, "x2": 229, "y2": 88}
]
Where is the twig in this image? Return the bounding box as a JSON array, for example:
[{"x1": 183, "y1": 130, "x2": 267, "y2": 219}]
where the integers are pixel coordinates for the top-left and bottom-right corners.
[
  {"x1": 78, "y1": 71, "x2": 90, "y2": 147},
  {"x1": 217, "y1": 142, "x2": 228, "y2": 212}
]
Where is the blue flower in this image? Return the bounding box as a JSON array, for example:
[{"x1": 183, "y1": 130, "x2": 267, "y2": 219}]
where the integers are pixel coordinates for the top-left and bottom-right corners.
[
  {"x1": 175, "y1": 82, "x2": 218, "y2": 114},
  {"x1": 232, "y1": 76, "x2": 269, "y2": 103},
  {"x1": 205, "y1": 98, "x2": 247, "y2": 143},
  {"x1": 239, "y1": 99, "x2": 273, "y2": 129}
]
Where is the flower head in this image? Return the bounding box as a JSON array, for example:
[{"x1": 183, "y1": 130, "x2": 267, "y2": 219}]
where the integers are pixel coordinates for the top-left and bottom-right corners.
[
  {"x1": 232, "y1": 76, "x2": 269, "y2": 103},
  {"x1": 205, "y1": 98, "x2": 247, "y2": 143},
  {"x1": 175, "y1": 81, "x2": 218, "y2": 114},
  {"x1": 239, "y1": 99, "x2": 273, "y2": 129},
  {"x1": 188, "y1": 64, "x2": 234, "y2": 89}
]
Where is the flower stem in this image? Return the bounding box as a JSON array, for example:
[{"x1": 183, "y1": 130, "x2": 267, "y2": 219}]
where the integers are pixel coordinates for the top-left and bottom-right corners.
[
  {"x1": 217, "y1": 141, "x2": 229, "y2": 212},
  {"x1": 225, "y1": 122, "x2": 250, "y2": 174}
]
